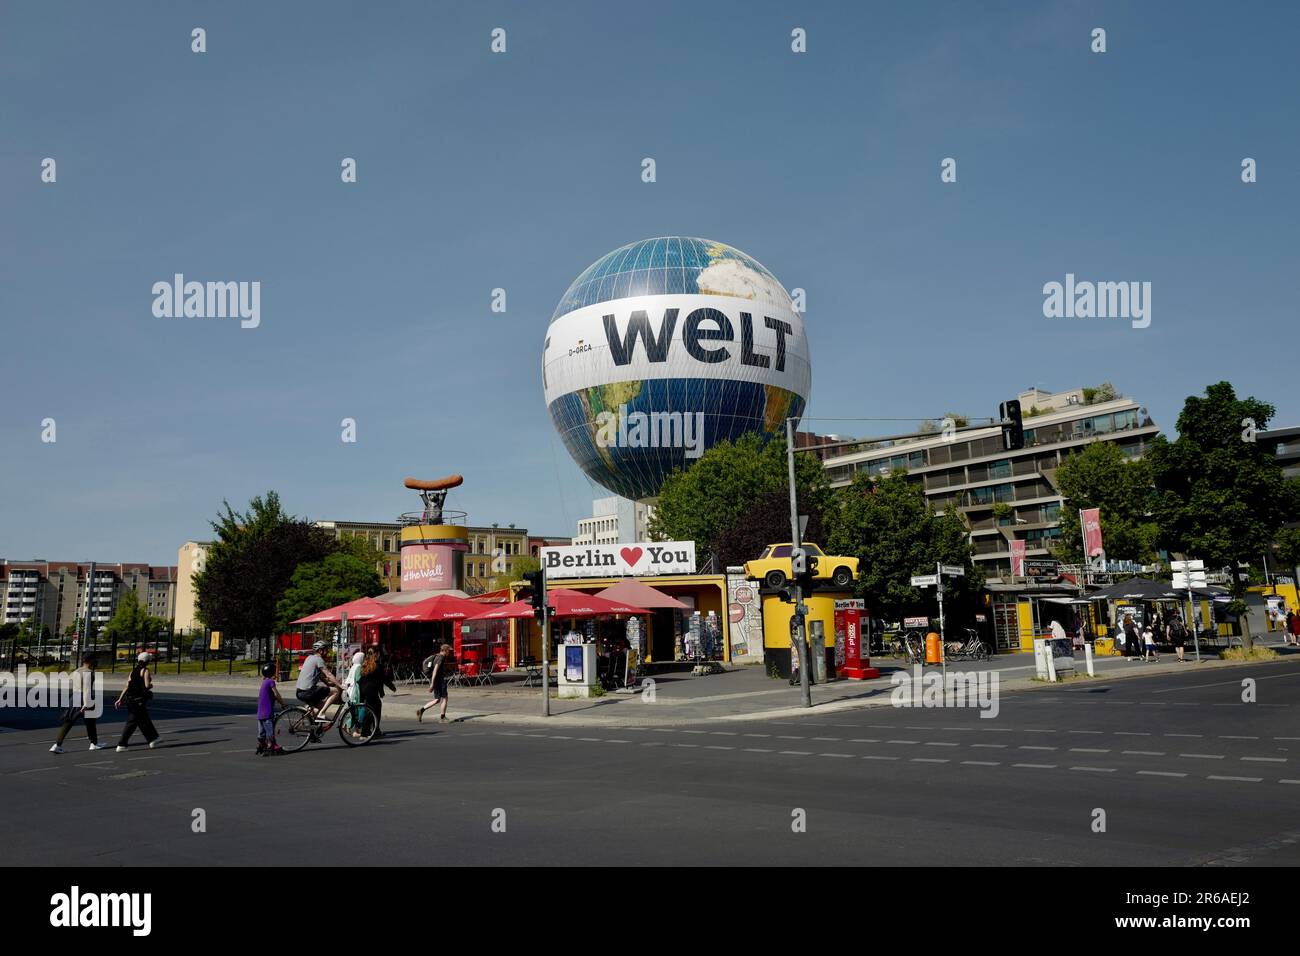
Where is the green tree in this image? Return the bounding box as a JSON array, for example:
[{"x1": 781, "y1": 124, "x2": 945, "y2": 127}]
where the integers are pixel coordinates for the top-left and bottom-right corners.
[
  {"x1": 1148, "y1": 382, "x2": 1300, "y2": 648},
  {"x1": 194, "y1": 491, "x2": 337, "y2": 642},
  {"x1": 274, "y1": 550, "x2": 384, "y2": 633},
  {"x1": 649, "y1": 433, "x2": 829, "y2": 567},
  {"x1": 1052, "y1": 440, "x2": 1159, "y2": 563},
  {"x1": 490, "y1": 554, "x2": 539, "y2": 592},
  {"x1": 826, "y1": 471, "x2": 983, "y2": 622},
  {"x1": 102, "y1": 595, "x2": 166, "y2": 650}
]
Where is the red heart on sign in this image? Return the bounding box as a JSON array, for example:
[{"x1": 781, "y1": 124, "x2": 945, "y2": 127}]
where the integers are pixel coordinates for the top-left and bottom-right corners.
[{"x1": 620, "y1": 547, "x2": 644, "y2": 568}]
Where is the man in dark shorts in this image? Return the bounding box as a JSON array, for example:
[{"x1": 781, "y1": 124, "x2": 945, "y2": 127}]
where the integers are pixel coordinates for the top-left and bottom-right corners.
[
  {"x1": 1167, "y1": 613, "x2": 1188, "y2": 662},
  {"x1": 296, "y1": 641, "x2": 344, "y2": 717}
]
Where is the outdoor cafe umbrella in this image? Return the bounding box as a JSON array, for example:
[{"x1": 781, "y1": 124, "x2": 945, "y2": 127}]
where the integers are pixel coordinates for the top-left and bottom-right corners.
[
  {"x1": 1085, "y1": 577, "x2": 1182, "y2": 602},
  {"x1": 595, "y1": 578, "x2": 690, "y2": 610},
  {"x1": 290, "y1": 596, "x2": 389, "y2": 625},
  {"x1": 367, "y1": 593, "x2": 485, "y2": 623},
  {"x1": 466, "y1": 588, "x2": 648, "y2": 621}
]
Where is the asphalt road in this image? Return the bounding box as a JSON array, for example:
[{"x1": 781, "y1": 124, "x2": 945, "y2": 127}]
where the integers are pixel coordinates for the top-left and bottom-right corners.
[{"x1": 3, "y1": 661, "x2": 1298, "y2": 865}]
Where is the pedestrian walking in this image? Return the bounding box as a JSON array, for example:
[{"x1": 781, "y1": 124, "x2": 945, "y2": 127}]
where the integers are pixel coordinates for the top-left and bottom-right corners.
[
  {"x1": 416, "y1": 643, "x2": 454, "y2": 723},
  {"x1": 1121, "y1": 614, "x2": 1139, "y2": 661},
  {"x1": 115, "y1": 652, "x2": 161, "y2": 751},
  {"x1": 359, "y1": 645, "x2": 396, "y2": 738},
  {"x1": 1142, "y1": 624, "x2": 1159, "y2": 661},
  {"x1": 256, "y1": 662, "x2": 284, "y2": 756},
  {"x1": 50, "y1": 654, "x2": 108, "y2": 754},
  {"x1": 1286, "y1": 609, "x2": 1300, "y2": 647},
  {"x1": 343, "y1": 650, "x2": 366, "y2": 739},
  {"x1": 1167, "y1": 613, "x2": 1188, "y2": 662}
]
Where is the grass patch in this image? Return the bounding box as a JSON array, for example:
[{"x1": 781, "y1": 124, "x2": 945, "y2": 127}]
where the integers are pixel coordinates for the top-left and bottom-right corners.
[
  {"x1": 1219, "y1": 646, "x2": 1279, "y2": 662},
  {"x1": 1030, "y1": 672, "x2": 1096, "y2": 683}
]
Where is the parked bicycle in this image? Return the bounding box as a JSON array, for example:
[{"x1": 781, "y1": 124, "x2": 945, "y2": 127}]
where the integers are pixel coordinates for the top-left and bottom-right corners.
[
  {"x1": 273, "y1": 698, "x2": 378, "y2": 753},
  {"x1": 890, "y1": 630, "x2": 925, "y2": 664},
  {"x1": 946, "y1": 628, "x2": 991, "y2": 662}
]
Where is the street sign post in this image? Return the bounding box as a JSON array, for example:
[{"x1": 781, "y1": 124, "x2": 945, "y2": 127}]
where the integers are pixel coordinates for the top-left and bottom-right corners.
[
  {"x1": 1171, "y1": 560, "x2": 1207, "y2": 662},
  {"x1": 910, "y1": 575, "x2": 938, "y2": 587}
]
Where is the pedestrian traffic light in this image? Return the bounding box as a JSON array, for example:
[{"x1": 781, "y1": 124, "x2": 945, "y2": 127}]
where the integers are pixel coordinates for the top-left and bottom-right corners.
[
  {"x1": 523, "y1": 569, "x2": 546, "y2": 618},
  {"x1": 796, "y1": 555, "x2": 820, "y2": 594},
  {"x1": 999, "y1": 399, "x2": 1024, "y2": 451}
]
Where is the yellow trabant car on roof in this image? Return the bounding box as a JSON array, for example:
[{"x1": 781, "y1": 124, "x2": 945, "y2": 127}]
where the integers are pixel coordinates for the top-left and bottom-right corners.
[{"x1": 743, "y1": 543, "x2": 859, "y2": 590}]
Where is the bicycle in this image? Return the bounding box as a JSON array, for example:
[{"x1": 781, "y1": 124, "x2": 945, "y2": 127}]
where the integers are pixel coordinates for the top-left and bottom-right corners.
[
  {"x1": 891, "y1": 630, "x2": 925, "y2": 664},
  {"x1": 273, "y1": 698, "x2": 379, "y2": 753},
  {"x1": 946, "y1": 628, "x2": 990, "y2": 662}
]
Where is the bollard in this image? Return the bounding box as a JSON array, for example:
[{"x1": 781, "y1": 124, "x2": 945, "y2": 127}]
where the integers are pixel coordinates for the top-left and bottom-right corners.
[{"x1": 1084, "y1": 641, "x2": 1095, "y2": 677}]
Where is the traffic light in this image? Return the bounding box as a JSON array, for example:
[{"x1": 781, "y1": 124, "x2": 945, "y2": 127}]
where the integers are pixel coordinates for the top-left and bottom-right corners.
[
  {"x1": 796, "y1": 554, "x2": 820, "y2": 594},
  {"x1": 523, "y1": 569, "x2": 546, "y2": 618},
  {"x1": 999, "y1": 399, "x2": 1024, "y2": 451}
]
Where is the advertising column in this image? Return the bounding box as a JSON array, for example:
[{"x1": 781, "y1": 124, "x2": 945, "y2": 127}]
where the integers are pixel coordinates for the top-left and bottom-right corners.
[{"x1": 399, "y1": 524, "x2": 469, "y2": 592}]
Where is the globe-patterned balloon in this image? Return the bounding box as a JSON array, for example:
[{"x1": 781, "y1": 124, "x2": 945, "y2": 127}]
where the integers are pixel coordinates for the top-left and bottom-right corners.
[{"x1": 544, "y1": 237, "x2": 812, "y2": 501}]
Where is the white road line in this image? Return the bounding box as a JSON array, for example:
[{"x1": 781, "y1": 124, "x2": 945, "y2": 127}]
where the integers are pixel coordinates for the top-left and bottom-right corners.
[
  {"x1": 681, "y1": 730, "x2": 707, "y2": 735},
  {"x1": 1115, "y1": 732, "x2": 1151, "y2": 736},
  {"x1": 961, "y1": 760, "x2": 1000, "y2": 766},
  {"x1": 1208, "y1": 775, "x2": 1263, "y2": 783},
  {"x1": 743, "y1": 733, "x2": 771, "y2": 738},
  {"x1": 924, "y1": 742, "x2": 959, "y2": 747},
  {"x1": 971, "y1": 743, "x2": 1007, "y2": 749},
  {"x1": 1013, "y1": 763, "x2": 1057, "y2": 769},
  {"x1": 779, "y1": 750, "x2": 812, "y2": 755},
  {"x1": 743, "y1": 748, "x2": 773, "y2": 753},
  {"x1": 1071, "y1": 766, "x2": 1117, "y2": 773},
  {"x1": 1068, "y1": 730, "x2": 1105, "y2": 735},
  {"x1": 911, "y1": 757, "x2": 949, "y2": 763},
  {"x1": 1138, "y1": 770, "x2": 1186, "y2": 778},
  {"x1": 1151, "y1": 670, "x2": 1300, "y2": 693},
  {"x1": 850, "y1": 738, "x2": 880, "y2": 743},
  {"x1": 1274, "y1": 736, "x2": 1300, "y2": 741},
  {"x1": 704, "y1": 745, "x2": 734, "y2": 751},
  {"x1": 887, "y1": 740, "x2": 919, "y2": 745},
  {"x1": 1181, "y1": 753, "x2": 1225, "y2": 760},
  {"x1": 1123, "y1": 750, "x2": 1166, "y2": 757},
  {"x1": 640, "y1": 742, "x2": 664, "y2": 747},
  {"x1": 862, "y1": 755, "x2": 899, "y2": 761},
  {"x1": 710, "y1": 732, "x2": 738, "y2": 736},
  {"x1": 776, "y1": 735, "x2": 805, "y2": 740},
  {"x1": 1166, "y1": 733, "x2": 1203, "y2": 738},
  {"x1": 941, "y1": 727, "x2": 973, "y2": 732},
  {"x1": 550, "y1": 735, "x2": 572, "y2": 740},
  {"x1": 1219, "y1": 735, "x2": 1259, "y2": 740},
  {"x1": 812, "y1": 737, "x2": 842, "y2": 742},
  {"x1": 821, "y1": 753, "x2": 854, "y2": 759},
  {"x1": 1071, "y1": 748, "x2": 1110, "y2": 753},
  {"x1": 605, "y1": 739, "x2": 631, "y2": 744},
  {"x1": 1019, "y1": 745, "x2": 1057, "y2": 751},
  {"x1": 17, "y1": 767, "x2": 58, "y2": 774},
  {"x1": 1280, "y1": 780, "x2": 1300, "y2": 785},
  {"x1": 1242, "y1": 756, "x2": 1286, "y2": 763},
  {"x1": 1022, "y1": 729, "x2": 1055, "y2": 734},
  {"x1": 674, "y1": 743, "x2": 699, "y2": 749},
  {"x1": 578, "y1": 737, "x2": 601, "y2": 742}
]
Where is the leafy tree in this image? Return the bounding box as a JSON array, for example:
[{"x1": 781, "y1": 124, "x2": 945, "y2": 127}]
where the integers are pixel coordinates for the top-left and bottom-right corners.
[
  {"x1": 195, "y1": 491, "x2": 337, "y2": 642},
  {"x1": 1148, "y1": 382, "x2": 1300, "y2": 647},
  {"x1": 826, "y1": 471, "x2": 983, "y2": 622},
  {"x1": 712, "y1": 489, "x2": 827, "y2": 568},
  {"x1": 649, "y1": 433, "x2": 829, "y2": 567},
  {"x1": 490, "y1": 554, "x2": 539, "y2": 592},
  {"x1": 102, "y1": 595, "x2": 167, "y2": 650},
  {"x1": 1274, "y1": 527, "x2": 1300, "y2": 578},
  {"x1": 1093, "y1": 381, "x2": 1119, "y2": 402},
  {"x1": 1051, "y1": 440, "x2": 1159, "y2": 563},
  {"x1": 275, "y1": 550, "x2": 384, "y2": 632}
]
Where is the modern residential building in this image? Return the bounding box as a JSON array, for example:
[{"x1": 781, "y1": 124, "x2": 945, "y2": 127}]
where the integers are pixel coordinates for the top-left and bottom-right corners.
[
  {"x1": 822, "y1": 386, "x2": 1160, "y2": 583},
  {"x1": 174, "y1": 541, "x2": 212, "y2": 632},
  {"x1": 0, "y1": 560, "x2": 177, "y2": 637},
  {"x1": 573, "y1": 496, "x2": 655, "y2": 546}
]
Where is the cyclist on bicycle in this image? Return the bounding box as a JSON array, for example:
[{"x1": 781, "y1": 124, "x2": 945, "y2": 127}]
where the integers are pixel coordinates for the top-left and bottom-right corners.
[{"x1": 296, "y1": 640, "x2": 344, "y2": 719}]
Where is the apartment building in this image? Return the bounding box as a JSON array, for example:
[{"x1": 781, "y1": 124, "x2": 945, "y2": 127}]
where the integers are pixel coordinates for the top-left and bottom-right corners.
[
  {"x1": 822, "y1": 387, "x2": 1159, "y2": 582},
  {"x1": 0, "y1": 561, "x2": 177, "y2": 636},
  {"x1": 573, "y1": 496, "x2": 655, "y2": 545}
]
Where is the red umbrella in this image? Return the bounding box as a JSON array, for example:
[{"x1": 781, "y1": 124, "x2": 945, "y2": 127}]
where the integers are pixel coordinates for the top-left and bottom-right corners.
[
  {"x1": 369, "y1": 593, "x2": 485, "y2": 623},
  {"x1": 466, "y1": 588, "x2": 647, "y2": 621},
  {"x1": 290, "y1": 596, "x2": 389, "y2": 625}
]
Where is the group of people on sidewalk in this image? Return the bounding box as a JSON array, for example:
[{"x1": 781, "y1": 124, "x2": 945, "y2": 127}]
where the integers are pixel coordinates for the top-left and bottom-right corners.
[
  {"x1": 49, "y1": 651, "x2": 162, "y2": 754},
  {"x1": 1117, "y1": 610, "x2": 1191, "y2": 663}
]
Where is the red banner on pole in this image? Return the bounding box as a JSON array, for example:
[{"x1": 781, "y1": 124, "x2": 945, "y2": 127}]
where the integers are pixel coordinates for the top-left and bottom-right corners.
[
  {"x1": 1010, "y1": 539, "x2": 1027, "y2": 577},
  {"x1": 1081, "y1": 507, "x2": 1104, "y2": 558}
]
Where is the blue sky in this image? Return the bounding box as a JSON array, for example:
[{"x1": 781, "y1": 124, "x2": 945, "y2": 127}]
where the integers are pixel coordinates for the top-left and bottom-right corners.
[{"x1": 2, "y1": 0, "x2": 1297, "y2": 565}]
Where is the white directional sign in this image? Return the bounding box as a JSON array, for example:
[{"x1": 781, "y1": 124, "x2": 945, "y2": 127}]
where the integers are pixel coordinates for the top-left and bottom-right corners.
[
  {"x1": 910, "y1": 574, "x2": 938, "y2": 587},
  {"x1": 941, "y1": 565, "x2": 965, "y2": 577},
  {"x1": 1171, "y1": 559, "x2": 1205, "y2": 572}
]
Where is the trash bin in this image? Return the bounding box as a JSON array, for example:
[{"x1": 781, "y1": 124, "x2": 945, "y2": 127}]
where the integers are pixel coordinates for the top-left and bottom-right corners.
[{"x1": 925, "y1": 632, "x2": 942, "y2": 664}]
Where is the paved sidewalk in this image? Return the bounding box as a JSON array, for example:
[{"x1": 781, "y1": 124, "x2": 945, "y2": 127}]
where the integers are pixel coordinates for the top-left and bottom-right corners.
[{"x1": 143, "y1": 643, "x2": 1300, "y2": 728}]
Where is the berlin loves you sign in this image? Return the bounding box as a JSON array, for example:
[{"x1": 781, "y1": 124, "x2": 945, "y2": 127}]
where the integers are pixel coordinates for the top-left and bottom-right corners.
[{"x1": 541, "y1": 542, "x2": 696, "y2": 579}]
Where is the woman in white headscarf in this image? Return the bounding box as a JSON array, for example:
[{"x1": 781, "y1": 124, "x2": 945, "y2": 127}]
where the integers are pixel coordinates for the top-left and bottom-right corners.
[{"x1": 344, "y1": 651, "x2": 365, "y2": 738}]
